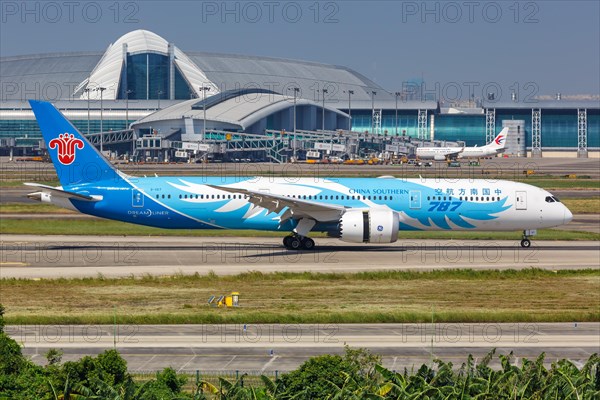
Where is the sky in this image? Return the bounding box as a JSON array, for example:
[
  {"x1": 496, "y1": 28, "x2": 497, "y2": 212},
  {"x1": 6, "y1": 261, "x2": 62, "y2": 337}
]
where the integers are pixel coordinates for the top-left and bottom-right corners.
[{"x1": 1, "y1": 0, "x2": 599, "y2": 101}]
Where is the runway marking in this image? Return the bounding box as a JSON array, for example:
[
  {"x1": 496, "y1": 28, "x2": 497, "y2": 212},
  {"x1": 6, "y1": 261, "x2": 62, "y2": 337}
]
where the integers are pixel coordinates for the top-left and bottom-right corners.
[
  {"x1": 223, "y1": 355, "x2": 237, "y2": 369},
  {"x1": 261, "y1": 355, "x2": 279, "y2": 373},
  {"x1": 135, "y1": 354, "x2": 156, "y2": 371},
  {"x1": 177, "y1": 355, "x2": 196, "y2": 372},
  {"x1": 0, "y1": 262, "x2": 28, "y2": 266}
]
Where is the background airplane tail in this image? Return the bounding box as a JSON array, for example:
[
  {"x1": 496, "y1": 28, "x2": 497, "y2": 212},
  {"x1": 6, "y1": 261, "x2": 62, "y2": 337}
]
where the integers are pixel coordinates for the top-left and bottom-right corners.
[
  {"x1": 29, "y1": 100, "x2": 126, "y2": 187},
  {"x1": 489, "y1": 127, "x2": 508, "y2": 149}
]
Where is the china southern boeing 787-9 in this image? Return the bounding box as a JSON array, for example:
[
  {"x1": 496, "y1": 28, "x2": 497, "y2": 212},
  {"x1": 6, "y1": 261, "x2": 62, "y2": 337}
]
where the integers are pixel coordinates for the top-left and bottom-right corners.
[{"x1": 26, "y1": 100, "x2": 572, "y2": 250}]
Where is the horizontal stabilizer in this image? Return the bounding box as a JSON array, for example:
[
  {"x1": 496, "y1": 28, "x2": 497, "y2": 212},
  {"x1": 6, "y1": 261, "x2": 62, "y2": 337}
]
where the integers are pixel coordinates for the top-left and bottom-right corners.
[{"x1": 24, "y1": 183, "x2": 101, "y2": 202}]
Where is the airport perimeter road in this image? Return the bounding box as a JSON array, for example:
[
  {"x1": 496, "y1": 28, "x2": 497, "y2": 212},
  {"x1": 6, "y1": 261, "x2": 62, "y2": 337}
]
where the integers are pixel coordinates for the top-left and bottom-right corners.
[
  {"x1": 1, "y1": 235, "x2": 599, "y2": 279},
  {"x1": 6, "y1": 323, "x2": 599, "y2": 372}
]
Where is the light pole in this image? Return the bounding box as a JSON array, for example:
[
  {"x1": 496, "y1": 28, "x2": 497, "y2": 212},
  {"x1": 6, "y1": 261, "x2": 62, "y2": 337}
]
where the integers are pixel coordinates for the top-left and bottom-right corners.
[
  {"x1": 395, "y1": 91, "x2": 401, "y2": 136},
  {"x1": 125, "y1": 89, "x2": 134, "y2": 129},
  {"x1": 346, "y1": 90, "x2": 354, "y2": 131},
  {"x1": 98, "y1": 86, "x2": 106, "y2": 152},
  {"x1": 371, "y1": 91, "x2": 377, "y2": 134},
  {"x1": 126, "y1": 89, "x2": 134, "y2": 156},
  {"x1": 84, "y1": 88, "x2": 91, "y2": 135},
  {"x1": 157, "y1": 90, "x2": 163, "y2": 109},
  {"x1": 199, "y1": 86, "x2": 211, "y2": 142},
  {"x1": 322, "y1": 88, "x2": 328, "y2": 132},
  {"x1": 288, "y1": 87, "x2": 300, "y2": 160}
]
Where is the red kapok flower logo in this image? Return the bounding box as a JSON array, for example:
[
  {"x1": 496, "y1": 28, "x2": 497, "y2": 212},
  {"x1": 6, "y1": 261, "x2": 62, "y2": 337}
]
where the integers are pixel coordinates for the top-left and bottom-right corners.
[{"x1": 49, "y1": 133, "x2": 84, "y2": 165}]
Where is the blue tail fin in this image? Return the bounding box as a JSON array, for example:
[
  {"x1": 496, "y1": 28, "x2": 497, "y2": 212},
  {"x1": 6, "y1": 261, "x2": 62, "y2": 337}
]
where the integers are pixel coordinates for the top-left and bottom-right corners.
[{"x1": 29, "y1": 100, "x2": 126, "y2": 187}]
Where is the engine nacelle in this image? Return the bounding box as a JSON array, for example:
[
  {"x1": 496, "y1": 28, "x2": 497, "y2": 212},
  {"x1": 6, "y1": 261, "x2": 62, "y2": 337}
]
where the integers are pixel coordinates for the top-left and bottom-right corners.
[
  {"x1": 433, "y1": 154, "x2": 447, "y2": 161},
  {"x1": 339, "y1": 209, "x2": 400, "y2": 244}
]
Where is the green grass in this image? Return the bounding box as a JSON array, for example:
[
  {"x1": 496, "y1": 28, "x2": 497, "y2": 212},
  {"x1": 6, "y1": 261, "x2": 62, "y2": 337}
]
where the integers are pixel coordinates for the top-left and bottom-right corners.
[
  {"x1": 1, "y1": 217, "x2": 598, "y2": 240},
  {"x1": 561, "y1": 198, "x2": 600, "y2": 214},
  {"x1": 0, "y1": 180, "x2": 59, "y2": 187},
  {"x1": 0, "y1": 202, "x2": 74, "y2": 214},
  {"x1": 2, "y1": 269, "x2": 599, "y2": 325}
]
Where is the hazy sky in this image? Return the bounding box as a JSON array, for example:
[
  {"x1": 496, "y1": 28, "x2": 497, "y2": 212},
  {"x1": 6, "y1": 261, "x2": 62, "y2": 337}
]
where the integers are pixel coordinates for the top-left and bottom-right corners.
[{"x1": 1, "y1": 1, "x2": 599, "y2": 99}]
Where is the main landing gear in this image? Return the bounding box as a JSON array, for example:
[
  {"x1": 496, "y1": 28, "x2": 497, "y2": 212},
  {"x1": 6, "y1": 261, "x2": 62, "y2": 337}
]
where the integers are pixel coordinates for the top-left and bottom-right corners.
[
  {"x1": 520, "y1": 229, "x2": 534, "y2": 248},
  {"x1": 283, "y1": 218, "x2": 317, "y2": 250},
  {"x1": 283, "y1": 235, "x2": 315, "y2": 250}
]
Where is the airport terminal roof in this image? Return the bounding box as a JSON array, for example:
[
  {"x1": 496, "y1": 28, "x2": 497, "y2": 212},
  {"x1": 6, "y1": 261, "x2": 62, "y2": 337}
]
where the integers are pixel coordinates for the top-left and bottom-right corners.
[
  {"x1": 133, "y1": 89, "x2": 348, "y2": 131},
  {"x1": 0, "y1": 29, "x2": 388, "y2": 103}
]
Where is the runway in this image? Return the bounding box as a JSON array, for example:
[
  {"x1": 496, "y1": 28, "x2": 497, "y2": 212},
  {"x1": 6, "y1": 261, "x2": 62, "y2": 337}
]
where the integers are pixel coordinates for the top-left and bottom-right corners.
[
  {"x1": 6, "y1": 323, "x2": 599, "y2": 372},
  {"x1": 1, "y1": 235, "x2": 599, "y2": 279}
]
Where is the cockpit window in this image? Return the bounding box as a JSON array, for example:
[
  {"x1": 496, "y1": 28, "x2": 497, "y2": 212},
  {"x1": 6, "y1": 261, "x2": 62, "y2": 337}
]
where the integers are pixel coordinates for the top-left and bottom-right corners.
[
  {"x1": 545, "y1": 196, "x2": 555, "y2": 203},
  {"x1": 552, "y1": 196, "x2": 561, "y2": 202}
]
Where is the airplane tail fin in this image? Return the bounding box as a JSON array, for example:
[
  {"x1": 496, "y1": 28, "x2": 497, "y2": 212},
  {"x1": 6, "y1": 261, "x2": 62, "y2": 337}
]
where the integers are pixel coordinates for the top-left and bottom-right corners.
[
  {"x1": 29, "y1": 100, "x2": 128, "y2": 187},
  {"x1": 489, "y1": 127, "x2": 508, "y2": 149}
]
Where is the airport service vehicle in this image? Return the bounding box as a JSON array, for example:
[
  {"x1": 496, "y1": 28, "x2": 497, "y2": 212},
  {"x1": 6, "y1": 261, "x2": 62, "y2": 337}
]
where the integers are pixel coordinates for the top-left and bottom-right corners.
[
  {"x1": 27, "y1": 101, "x2": 572, "y2": 250},
  {"x1": 416, "y1": 128, "x2": 508, "y2": 161}
]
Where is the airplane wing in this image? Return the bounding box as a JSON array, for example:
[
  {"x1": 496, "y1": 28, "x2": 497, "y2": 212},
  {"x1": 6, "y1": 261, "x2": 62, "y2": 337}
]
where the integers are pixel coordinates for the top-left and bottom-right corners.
[
  {"x1": 444, "y1": 148, "x2": 464, "y2": 158},
  {"x1": 205, "y1": 184, "x2": 346, "y2": 223},
  {"x1": 24, "y1": 183, "x2": 101, "y2": 202}
]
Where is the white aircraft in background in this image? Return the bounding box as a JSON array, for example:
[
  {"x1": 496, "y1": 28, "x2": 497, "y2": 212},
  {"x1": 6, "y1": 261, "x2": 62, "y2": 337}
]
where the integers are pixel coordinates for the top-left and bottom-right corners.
[{"x1": 417, "y1": 128, "x2": 508, "y2": 161}]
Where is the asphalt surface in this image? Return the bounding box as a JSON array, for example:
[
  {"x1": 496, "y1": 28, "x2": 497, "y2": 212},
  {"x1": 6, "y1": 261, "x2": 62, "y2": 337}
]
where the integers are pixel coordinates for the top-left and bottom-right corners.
[
  {"x1": 6, "y1": 323, "x2": 599, "y2": 372},
  {"x1": 1, "y1": 235, "x2": 599, "y2": 279}
]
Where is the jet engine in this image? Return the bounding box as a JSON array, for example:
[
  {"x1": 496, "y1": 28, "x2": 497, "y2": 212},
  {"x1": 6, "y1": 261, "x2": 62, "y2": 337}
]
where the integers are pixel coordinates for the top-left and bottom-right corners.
[
  {"x1": 339, "y1": 209, "x2": 400, "y2": 243},
  {"x1": 433, "y1": 154, "x2": 447, "y2": 161}
]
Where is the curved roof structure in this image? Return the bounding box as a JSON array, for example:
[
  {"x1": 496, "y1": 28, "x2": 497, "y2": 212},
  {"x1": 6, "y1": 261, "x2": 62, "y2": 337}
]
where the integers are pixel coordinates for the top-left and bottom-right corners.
[
  {"x1": 76, "y1": 30, "x2": 219, "y2": 100},
  {"x1": 133, "y1": 88, "x2": 348, "y2": 132},
  {"x1": 0, "y1": 29, "x2": 387, "y2": 104}
]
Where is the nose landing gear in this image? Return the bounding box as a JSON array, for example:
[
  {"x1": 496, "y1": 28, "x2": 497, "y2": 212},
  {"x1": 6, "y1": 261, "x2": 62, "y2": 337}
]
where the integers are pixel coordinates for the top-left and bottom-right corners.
[{"x1": 520, "y1": 229, "x2": 536, "y2": 248}]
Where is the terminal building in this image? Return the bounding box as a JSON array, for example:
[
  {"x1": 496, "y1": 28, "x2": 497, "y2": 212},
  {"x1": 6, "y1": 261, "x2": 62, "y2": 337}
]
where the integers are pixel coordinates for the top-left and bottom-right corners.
[{"x1": 1, "y1": 29, "x2": 598, "y2": 161}]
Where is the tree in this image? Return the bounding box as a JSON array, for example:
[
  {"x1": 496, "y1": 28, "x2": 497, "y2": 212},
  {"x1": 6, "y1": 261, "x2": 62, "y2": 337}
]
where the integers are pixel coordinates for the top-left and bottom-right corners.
[
  {"x1": 0, "y1": 303, "x2": 5, "y2": 333},
  {"x1": 279, "y1": 347, "x2": 380, "y2": 399},
  {"x1": 46, "y1": 348, "x2": 64, "y2": 366}
]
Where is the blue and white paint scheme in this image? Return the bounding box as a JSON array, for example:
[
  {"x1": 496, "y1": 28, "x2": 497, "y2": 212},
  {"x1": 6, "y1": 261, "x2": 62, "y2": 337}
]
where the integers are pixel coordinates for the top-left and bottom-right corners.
[{"x1": 27, "y1": 100, "x2": 573, "y2": 250}]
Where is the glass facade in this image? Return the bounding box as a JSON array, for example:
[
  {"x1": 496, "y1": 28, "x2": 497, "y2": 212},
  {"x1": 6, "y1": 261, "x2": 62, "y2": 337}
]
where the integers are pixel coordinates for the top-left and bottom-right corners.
[
  {"x1": 120, "y1": 53, "x2": 193, "y2": 100},
  {"x1": 348, "y1": 109, "x2": 599, "y2": 148},
  {"x1": 0, "y1": 120, "x2": 127, "y2": 140},
  {"x1": 0, "y1": 109, "x2": 597, "y2": 150},
  {"x1": 346, "y1": 110, "x2": 420, "y2": 137}
]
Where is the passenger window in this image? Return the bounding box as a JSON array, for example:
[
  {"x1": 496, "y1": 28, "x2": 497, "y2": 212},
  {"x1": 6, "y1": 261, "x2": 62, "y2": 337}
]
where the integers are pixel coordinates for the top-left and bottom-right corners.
[
  {"x1": 179, "y1": 194, "x2": 182, "y2": 199},
  {"x1": 168, "y1": 195, "x2": 171, "y2": 199}
]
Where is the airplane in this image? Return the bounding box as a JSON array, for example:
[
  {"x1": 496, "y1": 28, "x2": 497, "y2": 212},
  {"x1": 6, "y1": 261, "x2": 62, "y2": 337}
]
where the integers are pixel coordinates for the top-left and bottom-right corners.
[
  {"x1": 416, "y1": 128, "x2": 508, "y2": 161},
  {"x1": 26, "y1": 100, "x2": 572, "y2": 250}
]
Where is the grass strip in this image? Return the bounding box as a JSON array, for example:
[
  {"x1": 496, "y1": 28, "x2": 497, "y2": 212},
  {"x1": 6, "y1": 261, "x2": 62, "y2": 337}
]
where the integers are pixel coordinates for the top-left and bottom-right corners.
[{"x1": 2, "y1": 269, "x2": 599, "y2": 325}]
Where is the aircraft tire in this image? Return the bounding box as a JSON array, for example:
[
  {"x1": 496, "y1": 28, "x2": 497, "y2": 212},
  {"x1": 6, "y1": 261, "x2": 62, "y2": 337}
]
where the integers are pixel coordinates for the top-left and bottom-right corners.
[
  {"x1": 301, "y1": 237, "x2": 315, "y2": 250},
  {"x1": 283, "y1": 236, "x2": 293, "y2": 249},
  {"x1": 289, "y1": 237, "x2": 303, "y2": 250},
  {"x1": 520, "y1": 239, "x2": 531, "y2": 248}
]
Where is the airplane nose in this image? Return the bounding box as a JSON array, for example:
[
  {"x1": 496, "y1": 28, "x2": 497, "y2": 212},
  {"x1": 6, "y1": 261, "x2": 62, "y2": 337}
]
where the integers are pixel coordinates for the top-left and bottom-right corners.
[{"x1": 563, "y1": 207, "x2": 573, "y2": 225}]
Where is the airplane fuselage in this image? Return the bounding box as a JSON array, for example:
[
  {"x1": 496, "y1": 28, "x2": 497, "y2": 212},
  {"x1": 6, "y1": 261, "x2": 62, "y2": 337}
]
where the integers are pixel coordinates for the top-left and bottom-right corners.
[{"x1": 53, "y1": 176, "x2": 571, "y2": 233}]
